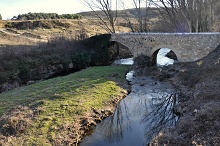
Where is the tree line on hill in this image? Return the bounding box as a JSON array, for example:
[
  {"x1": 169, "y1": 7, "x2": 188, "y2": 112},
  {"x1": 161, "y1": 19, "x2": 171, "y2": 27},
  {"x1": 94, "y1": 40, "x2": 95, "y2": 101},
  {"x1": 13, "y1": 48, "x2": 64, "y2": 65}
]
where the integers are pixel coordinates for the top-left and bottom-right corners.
[{"x1": 12, "y1": 12, "x2": 82, "y2": 20}]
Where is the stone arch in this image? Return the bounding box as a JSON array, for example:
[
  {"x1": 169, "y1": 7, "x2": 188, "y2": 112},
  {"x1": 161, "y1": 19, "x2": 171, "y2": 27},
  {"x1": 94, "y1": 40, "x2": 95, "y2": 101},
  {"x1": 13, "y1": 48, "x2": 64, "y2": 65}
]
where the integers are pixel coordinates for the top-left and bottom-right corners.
[
  {"x1": 150, "y1": 45, "x2": 181, "y2": 66},
  {"x1": 110, "y1": 41, "x2": 133, "y2": 58}
]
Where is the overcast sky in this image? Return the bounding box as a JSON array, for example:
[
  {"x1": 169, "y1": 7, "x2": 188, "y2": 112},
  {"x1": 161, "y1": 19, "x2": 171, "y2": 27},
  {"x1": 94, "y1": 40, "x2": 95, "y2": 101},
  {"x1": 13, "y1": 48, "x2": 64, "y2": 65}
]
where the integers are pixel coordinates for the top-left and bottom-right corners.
[{"x1": 0, "y1": 0, "x2": 90, "y2": 20}]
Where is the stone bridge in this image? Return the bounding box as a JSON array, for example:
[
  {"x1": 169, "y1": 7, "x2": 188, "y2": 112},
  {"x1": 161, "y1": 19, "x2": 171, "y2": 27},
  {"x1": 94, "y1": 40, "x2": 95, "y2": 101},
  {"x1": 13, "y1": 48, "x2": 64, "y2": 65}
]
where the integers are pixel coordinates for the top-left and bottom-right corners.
[{"x1": 111, "y1": 33, "x2": 220, "y2": 64}]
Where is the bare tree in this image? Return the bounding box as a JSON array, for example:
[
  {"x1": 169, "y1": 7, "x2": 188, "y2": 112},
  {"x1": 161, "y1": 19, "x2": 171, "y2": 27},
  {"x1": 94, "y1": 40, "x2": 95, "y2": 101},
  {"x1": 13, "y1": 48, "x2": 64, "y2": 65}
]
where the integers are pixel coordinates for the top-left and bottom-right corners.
[
  {"x1": 79, "y1": 0, "x2": 119, "y2": 33},
  {"x1": 119, "y1": 2, "x2": 136, "y2": 32},
  {"x1": 150, "y1": 0, "x2": 220, "y2": 32},
  {"x1": 144, "y1": 0, "x2": 152, "y2": 32},
  {"x1": 119, "y1": 0, "x2": 153, "y2": 32},
  {"x1": 132, "y1": 0, "x2": 144, "y2": 32},
  {"x1": 149, "y1": 0, "x2": 191, "y2": 32}
]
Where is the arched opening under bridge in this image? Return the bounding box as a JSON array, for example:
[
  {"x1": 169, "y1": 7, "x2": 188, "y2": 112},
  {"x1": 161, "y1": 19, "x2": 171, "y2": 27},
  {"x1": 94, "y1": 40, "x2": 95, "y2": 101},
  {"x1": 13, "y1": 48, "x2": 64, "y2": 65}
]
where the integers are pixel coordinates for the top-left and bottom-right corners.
[
  {"x1": 110, "y1": 41, "x2": 133, "y2": 59},
  {"x1": 151, "y1": 45, "x2": 180, "y2": 66}
]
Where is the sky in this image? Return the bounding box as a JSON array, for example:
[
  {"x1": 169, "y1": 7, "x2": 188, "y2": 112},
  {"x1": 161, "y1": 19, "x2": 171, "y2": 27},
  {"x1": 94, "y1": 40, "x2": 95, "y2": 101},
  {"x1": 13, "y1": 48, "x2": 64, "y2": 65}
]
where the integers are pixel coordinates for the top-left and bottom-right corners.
[
  {"x1": 0, "y1": 0, "x2": 90, "y2": 20},
  {"x1": 0, "y1": 0, "x2": 137, "y2": 20}
]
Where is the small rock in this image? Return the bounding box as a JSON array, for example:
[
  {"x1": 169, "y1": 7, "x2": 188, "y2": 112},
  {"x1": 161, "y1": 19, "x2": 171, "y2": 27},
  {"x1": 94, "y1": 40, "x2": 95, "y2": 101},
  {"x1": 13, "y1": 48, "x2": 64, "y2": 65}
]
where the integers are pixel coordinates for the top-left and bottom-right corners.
[
  {"x1": 193, "y1": 109, "x2": 199, "y2": 114},
  {"x1": 92, "y1": 108, "x2": 100, "y2": 114},
  {"x1": 139, "y1": 83, "x2": 145, "y2": 86},
  {"x1": 26, "y1": 80, "x2": 36, "y2": 85}
]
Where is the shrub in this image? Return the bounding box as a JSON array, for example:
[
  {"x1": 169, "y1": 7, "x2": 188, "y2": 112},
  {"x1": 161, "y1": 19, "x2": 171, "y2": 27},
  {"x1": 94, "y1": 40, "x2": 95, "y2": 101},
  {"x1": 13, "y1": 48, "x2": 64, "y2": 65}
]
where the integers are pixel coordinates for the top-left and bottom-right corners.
[
  {"x1": 5, "y1": 22, "x2": 13, "y2": 28},
  {"x1": 90, "y1": 46, "x2": 113, "y2": 66},
  {"x1": 17, "y1": 59, "x2": 32, "y2": 80},
  {"x1": 0, "y1": 71, "x2": 12, "y2": 83},
  {"x1": 82, "y1": 34, "x2": 116, "y2": 65},
  {"x1": 0, "y1": 33, "x2": 114, "y2": 92},
  {"x1": 71, "y1": 53, "x2": 91, "y2": 70},
  {"x1": 41, "y1": 21, "x2": 53, "y2": 29},
  {"x1": 60, "y1": 57, "x2": 72, "y2": 71},
  {"x1": 0, "y1": 60, "x2": 19, "y2": 83}
]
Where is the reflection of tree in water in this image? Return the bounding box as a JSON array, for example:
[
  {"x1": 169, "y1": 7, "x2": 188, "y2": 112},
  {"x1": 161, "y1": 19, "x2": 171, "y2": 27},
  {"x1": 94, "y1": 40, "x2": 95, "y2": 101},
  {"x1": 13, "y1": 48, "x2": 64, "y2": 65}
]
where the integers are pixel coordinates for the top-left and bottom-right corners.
[
  {"x1": 97, "y1": 100, "x2": 131, "y2": 143},
  {"x1": 133, "y1": 97, "x2": 150, "y2": 116},
  {"x1": 141, "y1": 93, "x2": 179, "y2": 142},
  {"x1": 90, "y1": 91, "x2": 179, "y2": 144}
]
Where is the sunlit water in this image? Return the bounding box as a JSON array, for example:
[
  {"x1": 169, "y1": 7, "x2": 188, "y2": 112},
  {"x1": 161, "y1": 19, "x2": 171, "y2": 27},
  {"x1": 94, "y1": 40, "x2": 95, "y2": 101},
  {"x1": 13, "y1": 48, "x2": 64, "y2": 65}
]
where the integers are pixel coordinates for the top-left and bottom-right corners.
[
  {"x1": 157, "y1": 48, "x2": 174, "y2": 66},
  {"x1": 80, "y1": 50, "x2": 177, "y2": 146},
  {"x1": 113, "y1": 48, "x2": 174, "y2": 66},
  {"x1": 114, "y1": 58, "x2": 134, "y2": 65}
]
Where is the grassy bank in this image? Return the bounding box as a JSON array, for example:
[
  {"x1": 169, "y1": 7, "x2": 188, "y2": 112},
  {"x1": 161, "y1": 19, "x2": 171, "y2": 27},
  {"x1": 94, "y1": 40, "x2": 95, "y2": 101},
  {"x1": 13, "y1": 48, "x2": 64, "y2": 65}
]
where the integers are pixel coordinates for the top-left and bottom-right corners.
[{"x1": 0, "y1": 65, "x2": 130, "y2": 145}]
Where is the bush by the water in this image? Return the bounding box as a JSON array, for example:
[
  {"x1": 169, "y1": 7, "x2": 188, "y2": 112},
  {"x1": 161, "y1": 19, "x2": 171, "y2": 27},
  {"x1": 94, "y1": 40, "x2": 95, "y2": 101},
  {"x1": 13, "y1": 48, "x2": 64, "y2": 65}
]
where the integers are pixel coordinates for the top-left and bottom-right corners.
[
  {"x1": 0, "y1": 34, "x2": 115, "y2": 92},
  {"x1": 82, "y1": 34, "x2": 114, "y2": 66}
]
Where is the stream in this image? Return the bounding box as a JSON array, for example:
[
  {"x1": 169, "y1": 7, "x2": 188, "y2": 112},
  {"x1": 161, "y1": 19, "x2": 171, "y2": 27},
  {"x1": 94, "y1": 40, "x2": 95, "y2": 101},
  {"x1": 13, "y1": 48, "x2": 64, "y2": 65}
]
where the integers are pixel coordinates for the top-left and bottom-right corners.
[{"x1": 80, "y1": 50, "x2": 179, "y2": 146}]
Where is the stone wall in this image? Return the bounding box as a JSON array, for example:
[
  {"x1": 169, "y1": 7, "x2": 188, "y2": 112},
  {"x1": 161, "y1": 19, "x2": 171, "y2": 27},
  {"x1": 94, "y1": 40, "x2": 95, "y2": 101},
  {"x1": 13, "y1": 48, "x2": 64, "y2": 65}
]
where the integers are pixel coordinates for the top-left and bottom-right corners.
[{"x1": 111, "y1": 33, "x2": 220, "y2": 62}]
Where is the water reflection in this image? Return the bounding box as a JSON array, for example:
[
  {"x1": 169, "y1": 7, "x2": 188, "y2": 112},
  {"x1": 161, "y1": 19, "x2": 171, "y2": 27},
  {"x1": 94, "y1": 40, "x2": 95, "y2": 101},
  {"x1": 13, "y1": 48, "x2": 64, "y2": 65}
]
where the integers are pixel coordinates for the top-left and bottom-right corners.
[
  {"x1": 80, "y1": 72, "x2": 179, "y2": 146},
  {"x1": 97, "y1": 100, "x2": 130, "y2": 143},
  {"x1": 142, "y1": 93, "x2": 179, "y2": 142}
]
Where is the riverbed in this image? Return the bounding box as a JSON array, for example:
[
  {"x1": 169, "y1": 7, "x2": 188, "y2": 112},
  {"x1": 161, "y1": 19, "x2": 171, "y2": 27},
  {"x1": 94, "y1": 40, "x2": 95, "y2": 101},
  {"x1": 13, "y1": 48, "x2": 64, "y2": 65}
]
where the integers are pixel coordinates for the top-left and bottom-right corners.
[
  {"x1": 80, "y1": 69, "x2": 179, "y2": 146},
  {"x1": 80, "y1": 49, "x2": 178, "y2": 146}
]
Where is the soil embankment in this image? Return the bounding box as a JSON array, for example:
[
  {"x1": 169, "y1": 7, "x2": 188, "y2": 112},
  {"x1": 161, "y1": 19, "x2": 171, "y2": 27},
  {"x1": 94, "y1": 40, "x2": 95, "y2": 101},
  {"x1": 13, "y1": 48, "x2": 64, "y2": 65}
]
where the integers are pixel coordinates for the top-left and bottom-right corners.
[{"x1": 150, "y1": 45, "x2": 220, "y2": 145}]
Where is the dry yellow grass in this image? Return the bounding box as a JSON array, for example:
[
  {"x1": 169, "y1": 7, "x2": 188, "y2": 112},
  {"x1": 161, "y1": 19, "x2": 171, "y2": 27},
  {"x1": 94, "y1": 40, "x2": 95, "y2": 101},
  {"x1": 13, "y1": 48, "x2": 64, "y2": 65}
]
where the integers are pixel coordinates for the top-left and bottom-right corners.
[{"x1": 0, "y1": 19, "x2": 131, "y2": 46}]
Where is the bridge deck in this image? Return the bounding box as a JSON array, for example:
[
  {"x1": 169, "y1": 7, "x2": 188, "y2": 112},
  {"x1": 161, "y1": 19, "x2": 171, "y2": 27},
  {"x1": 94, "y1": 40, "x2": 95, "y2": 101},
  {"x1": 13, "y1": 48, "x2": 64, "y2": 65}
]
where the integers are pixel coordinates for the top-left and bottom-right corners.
[{"x1": 113, "y1": 32, "x2": 220, "y2": 35}]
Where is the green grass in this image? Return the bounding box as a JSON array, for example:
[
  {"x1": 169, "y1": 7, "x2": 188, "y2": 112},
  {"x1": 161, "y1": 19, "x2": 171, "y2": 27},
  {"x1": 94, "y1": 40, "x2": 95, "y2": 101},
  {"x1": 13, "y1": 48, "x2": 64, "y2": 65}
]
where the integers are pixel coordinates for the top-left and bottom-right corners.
[{"x1": 0, "y1": 65, "x2": 130, "y2": 145}]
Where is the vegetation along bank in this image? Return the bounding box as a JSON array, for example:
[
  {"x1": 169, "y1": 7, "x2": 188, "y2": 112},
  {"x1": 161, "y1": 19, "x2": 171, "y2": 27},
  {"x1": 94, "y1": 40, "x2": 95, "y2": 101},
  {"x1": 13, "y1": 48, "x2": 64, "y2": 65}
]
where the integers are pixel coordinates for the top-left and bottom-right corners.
[
  {"x1": 0, "y1": 65, "x2": 130, "y2": 145},
  {"x1": 0, "y1": 34, "x2": 119, "y2": 93},
  {"x1": 149, "y1": 44, "x2": 220, "y2": 145}
]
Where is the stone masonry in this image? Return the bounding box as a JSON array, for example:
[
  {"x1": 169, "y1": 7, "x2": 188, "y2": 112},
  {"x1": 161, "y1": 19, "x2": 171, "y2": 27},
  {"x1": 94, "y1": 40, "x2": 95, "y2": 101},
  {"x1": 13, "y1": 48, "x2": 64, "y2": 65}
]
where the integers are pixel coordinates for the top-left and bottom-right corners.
[{"x1": 111, "y1": 33, "x2": 220, "y2": 62}]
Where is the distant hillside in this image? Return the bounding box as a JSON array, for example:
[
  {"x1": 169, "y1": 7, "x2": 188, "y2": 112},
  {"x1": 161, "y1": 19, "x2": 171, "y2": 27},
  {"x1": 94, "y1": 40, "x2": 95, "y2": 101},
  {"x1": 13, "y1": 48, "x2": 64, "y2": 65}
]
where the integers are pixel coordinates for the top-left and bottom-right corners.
[
  {"x1": 78, "y1": 7, "x2": 159, "y2": 19},
  {"x1": 0, "y1": 7, "x2": 164, "y2": 46},
  {"x1": 78, "y1": 7, "x2": 163, "y2": 32},
  {"x1": 0, "y1": 19, "x2": 130, "y2": 46}
]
